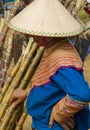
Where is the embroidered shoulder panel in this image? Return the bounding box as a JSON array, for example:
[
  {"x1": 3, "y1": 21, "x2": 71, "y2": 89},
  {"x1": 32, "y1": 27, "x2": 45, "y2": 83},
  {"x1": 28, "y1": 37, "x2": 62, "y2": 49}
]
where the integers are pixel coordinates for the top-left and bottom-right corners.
[{"x1": 31, "y1": 42, "x2": 83, "y2": 88}]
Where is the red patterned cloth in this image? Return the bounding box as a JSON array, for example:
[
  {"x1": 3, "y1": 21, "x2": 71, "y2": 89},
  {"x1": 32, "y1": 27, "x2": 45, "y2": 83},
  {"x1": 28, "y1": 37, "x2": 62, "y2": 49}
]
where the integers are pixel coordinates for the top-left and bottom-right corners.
[{"x1": 31, "y1": 41, "x2": 83, "y2": 88}]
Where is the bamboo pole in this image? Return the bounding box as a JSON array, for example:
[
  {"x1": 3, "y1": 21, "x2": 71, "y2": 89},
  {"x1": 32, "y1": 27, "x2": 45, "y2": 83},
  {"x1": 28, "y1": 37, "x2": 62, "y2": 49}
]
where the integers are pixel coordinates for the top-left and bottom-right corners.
[
  {"x1": 0, "y1": 42, "x2": 38, "y2": 119},
  {"x1": 0, "y1": 37, "x2": 33, "y2": 103}
]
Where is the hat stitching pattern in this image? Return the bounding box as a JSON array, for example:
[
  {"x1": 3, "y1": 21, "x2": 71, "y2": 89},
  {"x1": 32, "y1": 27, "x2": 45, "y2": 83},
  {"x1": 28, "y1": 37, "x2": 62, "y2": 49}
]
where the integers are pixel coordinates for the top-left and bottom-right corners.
[{"x1": 8, "y1": 22, "x2": 83, "y2": 37}]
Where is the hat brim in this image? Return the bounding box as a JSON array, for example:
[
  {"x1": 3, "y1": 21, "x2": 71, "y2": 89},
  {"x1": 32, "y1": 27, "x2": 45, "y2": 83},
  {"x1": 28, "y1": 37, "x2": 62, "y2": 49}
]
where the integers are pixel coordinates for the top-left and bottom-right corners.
[{"x1": 8, "y1": 0, "x2": 83, "y2": 37}]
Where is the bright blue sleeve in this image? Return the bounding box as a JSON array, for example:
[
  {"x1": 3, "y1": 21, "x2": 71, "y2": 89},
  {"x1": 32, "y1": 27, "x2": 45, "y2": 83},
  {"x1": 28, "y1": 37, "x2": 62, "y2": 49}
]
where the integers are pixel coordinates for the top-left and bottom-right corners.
[{"x1": 51, "y1": 67, "x2": 90, "y2": 102}]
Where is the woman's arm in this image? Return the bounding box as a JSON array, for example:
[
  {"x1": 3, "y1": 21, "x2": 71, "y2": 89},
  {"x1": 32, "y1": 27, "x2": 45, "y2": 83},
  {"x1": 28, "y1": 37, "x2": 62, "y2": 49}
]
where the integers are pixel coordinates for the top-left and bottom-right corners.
[{"x1": 49, "y1": 67, "x2": 90, "y2": 128}]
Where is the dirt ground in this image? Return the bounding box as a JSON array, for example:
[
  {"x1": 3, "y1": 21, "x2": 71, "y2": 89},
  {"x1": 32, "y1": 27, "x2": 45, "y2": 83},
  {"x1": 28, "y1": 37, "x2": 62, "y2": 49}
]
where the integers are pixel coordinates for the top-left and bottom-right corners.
[{"x1": 23, "y1": 54, "x2": 90, "y2": 130}]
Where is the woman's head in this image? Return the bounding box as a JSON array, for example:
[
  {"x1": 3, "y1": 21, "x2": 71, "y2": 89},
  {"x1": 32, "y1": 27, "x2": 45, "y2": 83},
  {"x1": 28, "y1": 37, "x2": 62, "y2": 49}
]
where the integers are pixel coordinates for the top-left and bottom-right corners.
[{"x1": 32, "y1": 36, "x2": 64, "y2": 46}]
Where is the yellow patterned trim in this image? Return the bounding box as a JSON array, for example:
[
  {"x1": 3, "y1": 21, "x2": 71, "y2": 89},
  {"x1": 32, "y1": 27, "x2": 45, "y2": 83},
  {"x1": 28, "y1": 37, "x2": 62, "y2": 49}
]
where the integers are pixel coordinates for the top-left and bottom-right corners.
[{"x1": 8, "y1": 22, "x2": 83, "y2": 37}]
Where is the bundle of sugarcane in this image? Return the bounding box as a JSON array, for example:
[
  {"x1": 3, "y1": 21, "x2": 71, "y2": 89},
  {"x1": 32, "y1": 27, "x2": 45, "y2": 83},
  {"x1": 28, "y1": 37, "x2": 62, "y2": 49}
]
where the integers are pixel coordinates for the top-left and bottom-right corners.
[
  {"x1": 0, "y1": 37, "x2": 34, "y2": 103},
  {"x1": 3, "y1": 82, "x2": 32, "y2": 130},
  {"x1": 0, "y1": 102, "x2": 23, "y2": 130},
  {"x1": 0, "y1": 0, "x2": 29, "y2": 89},
  {"x1": 0, "y1": 0, "x2": 27, "y2": 88},
  {"x1": 0, "y1": 0, "x2": 26, "y2": 75},
  {"x1": 0, "y1": 0, "x2": 24, "y2": 48},
  {"x1": 0, "y1": 41, "x2": 39, "y2": 119},
  {"x1": 3, "y1": 82, "x2": 31, "y2": 130},
  {"x1": 0, "y1": 42, "x2": 45, "y2": 130}
]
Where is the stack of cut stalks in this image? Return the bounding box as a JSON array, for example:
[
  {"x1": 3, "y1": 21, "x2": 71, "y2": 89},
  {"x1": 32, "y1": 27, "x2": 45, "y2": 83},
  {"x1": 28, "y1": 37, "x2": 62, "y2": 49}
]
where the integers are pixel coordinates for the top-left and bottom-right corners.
[
  {"x1": 0, "y1": 0, "x2": 26, "y2": 88},
  {"x1": 0, "y1": 0, "x2": 90, "y2": 130},
  {"x1": 0, "y1": 0, "x2": 45, "y2": 129},
  {"x1": 0, "y1": 36, "x2": 45, "y2": 130}
]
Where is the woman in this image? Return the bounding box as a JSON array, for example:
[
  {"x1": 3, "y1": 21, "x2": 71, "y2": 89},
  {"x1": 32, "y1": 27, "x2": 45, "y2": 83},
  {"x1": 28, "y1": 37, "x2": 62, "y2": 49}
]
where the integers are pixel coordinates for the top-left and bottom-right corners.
[{"x1": 8, "y1": 0, "x2": 90, "y2": 130}]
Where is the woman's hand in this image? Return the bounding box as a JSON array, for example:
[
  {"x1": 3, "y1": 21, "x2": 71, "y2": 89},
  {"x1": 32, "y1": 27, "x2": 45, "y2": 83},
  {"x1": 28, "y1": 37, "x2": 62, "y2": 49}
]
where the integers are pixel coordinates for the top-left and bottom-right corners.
[
  {"x1": 49, "y1": 103, "x2": 75, "y2": 130},
  {"x1": 9, "y1": 88, "x2": 27, "y2": 107}
]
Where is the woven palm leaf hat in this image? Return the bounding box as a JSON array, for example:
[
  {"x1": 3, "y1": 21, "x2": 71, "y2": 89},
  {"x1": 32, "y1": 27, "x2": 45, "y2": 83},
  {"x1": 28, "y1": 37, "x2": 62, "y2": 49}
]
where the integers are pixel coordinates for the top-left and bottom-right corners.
[{"x1": 8, "y1": 0, "x2": 83, "y2": 37}]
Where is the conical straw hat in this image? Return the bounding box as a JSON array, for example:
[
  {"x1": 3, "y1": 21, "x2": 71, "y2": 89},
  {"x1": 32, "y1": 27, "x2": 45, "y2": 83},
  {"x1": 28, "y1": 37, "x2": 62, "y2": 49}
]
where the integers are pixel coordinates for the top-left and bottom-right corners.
[{"x1": 8, "y1": 0, "x2": 83, "y2": 37}]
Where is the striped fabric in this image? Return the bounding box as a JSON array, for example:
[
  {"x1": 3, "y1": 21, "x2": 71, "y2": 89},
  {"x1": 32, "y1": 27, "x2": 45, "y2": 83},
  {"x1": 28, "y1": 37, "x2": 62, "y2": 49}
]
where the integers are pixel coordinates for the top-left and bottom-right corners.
[
  {"x1": 31, "y1": 41, "x2": 83, "y2": 88},
  {"x1": 54, "y1": 96, "x2": 86, "y2": 119}
]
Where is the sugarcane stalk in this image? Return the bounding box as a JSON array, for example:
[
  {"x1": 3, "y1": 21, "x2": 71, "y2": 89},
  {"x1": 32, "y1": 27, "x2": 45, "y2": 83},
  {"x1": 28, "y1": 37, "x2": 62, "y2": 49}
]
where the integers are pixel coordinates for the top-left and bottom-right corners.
[
  {"x1": 0, "y1": 33, "x2": 9, "y2": 82},
  {"x1": 0, "y1": 38, "x2": 34, "y2": 103},
  {"x1": 0, "y1": 24, "x2": 7, "y2": 47},
  {"x1": 0, "y1": 103, "x2": 23, "y2": 130},
  {"x1": 21, "y1": 37, "x2": 34, "y2": 63},
  {"x1": 6, "y1": 112, "x2": 18, "y2": 130},
  {"x1": 0, "y1": 42, "x2": 38, "y2": 119},
  {"x1": 15, "y1": 81, "x2": 32, "y2": 130},
  {"x1": 0, "y1": 55, "x2": 23, "y2": 103},
  {"x1": 15, "y1": 108, "x2": 28, "y2": 130},
  {"x1": 0, "y1": 18, "x2": 5, "y2": 32},
  {"x1": 7, "y1": 82, "x2": 32, "y2": 130},
  {"x1": 6, "y1": 105, "x2": 23, "y2": 130},
  {"x1": 75, "y1": 0, "x2": 86, "y2": 13},
  {"x1": 0, "y1": 29, "x2": 15, "y2": 88},
  {"x1": 0, "y1": 12, "x2": 10, "y2": 47},
  {"x1": 0, "y1": 103, "x2": 15, "y2": 130},
  {"x1": 19, "y1": 46, "x2": 45, "y2": 90},
  {"x1": 75, "y1": 0, "x2": 82, "y2": 11},
  {"x1": 67, "y1": 1, "x2": 76, "y2": 12},
  {"x1": 64, "y1": 0, "x2": 72, "y2": 8}
]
